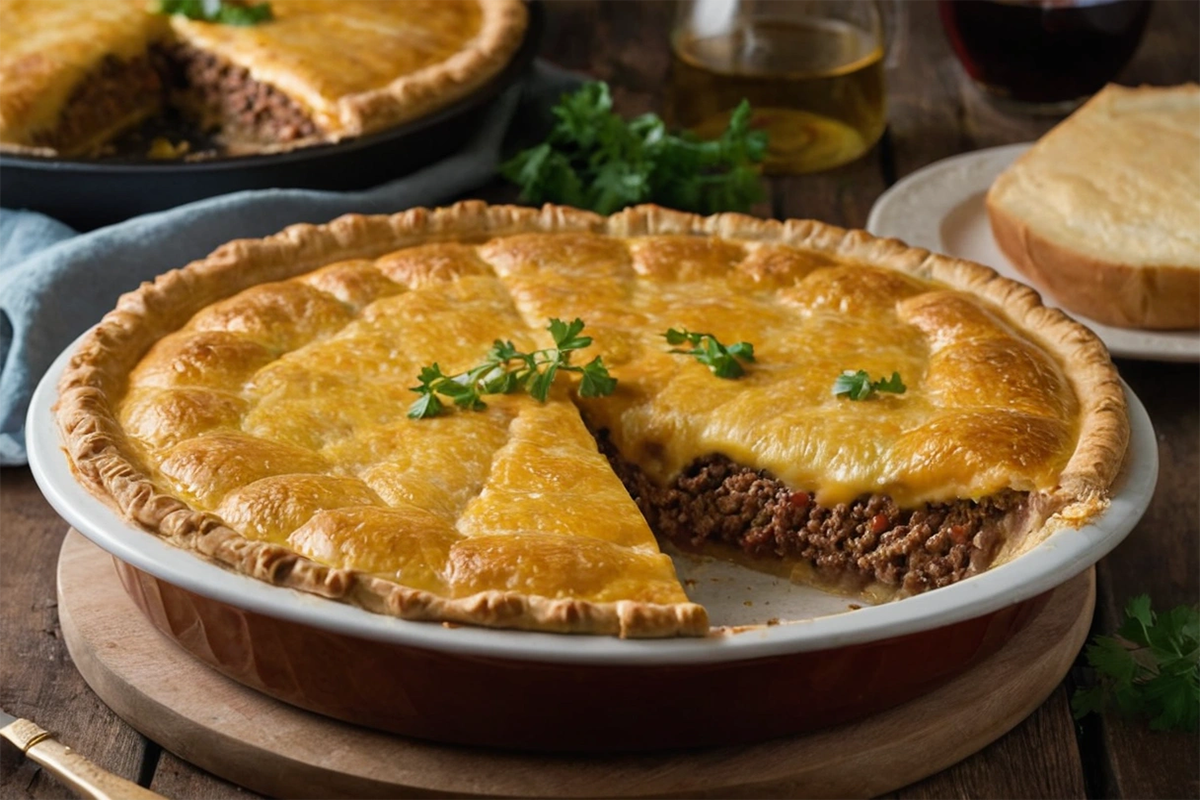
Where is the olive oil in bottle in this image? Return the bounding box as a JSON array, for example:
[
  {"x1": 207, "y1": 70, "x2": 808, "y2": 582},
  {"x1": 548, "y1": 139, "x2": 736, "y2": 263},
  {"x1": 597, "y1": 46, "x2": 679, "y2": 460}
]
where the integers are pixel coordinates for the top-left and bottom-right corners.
[{"x1": 667, "y1": 17, "x2": 886, "y2": 174}]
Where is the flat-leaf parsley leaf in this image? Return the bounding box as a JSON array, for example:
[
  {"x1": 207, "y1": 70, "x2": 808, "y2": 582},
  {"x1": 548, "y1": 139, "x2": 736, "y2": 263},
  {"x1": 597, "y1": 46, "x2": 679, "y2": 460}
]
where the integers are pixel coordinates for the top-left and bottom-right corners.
[
  {"x1": 832, "y1": 370, "x2": 906, "y2": 401},
  {"x1": 408, "y1": 318, "x2": 616, "y2": 419},
  {"x1": 157, "y1": 0, "x2": 274, "y2": 25},
  {"x1": 1072, "y1": 595, "x2": 1199, "y2": 732},
  {"x1": 663, "y1": 328, "x2": 755, "y2": 379}
]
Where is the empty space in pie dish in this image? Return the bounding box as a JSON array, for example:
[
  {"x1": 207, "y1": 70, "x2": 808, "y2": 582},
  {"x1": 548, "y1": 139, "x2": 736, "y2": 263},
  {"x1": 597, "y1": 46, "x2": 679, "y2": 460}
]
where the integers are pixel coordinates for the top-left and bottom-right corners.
[
  {"x1": 667, "y1": 544, "x2": 865, "y2": 628},
  {"x1": 28, "y1": 332, "x2": 1157, "y2": 665}
]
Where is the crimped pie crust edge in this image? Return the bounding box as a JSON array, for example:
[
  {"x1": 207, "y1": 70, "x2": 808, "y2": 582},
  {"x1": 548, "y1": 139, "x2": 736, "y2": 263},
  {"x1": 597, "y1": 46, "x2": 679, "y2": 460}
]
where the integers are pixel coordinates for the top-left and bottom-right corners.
[{"x1": 329, "y1": 0, "x2": 528, "y2": 139}]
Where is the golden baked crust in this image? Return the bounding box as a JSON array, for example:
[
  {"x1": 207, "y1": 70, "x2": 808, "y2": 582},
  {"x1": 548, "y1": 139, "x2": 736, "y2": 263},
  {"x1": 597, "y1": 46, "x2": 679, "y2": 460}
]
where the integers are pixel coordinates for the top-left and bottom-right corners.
[
  {"x1": 54, "y1": 202, "x2": 1129, "y2": 637},
  {"x1": 0, "y1": 0, "x2": 167, "y2": 152},
  {"x1": 168, "y1": 0, "x2": 527, "y2": 143},
  {"x1": 0, "y1": 0, "x2": 527, "y2": 155}
]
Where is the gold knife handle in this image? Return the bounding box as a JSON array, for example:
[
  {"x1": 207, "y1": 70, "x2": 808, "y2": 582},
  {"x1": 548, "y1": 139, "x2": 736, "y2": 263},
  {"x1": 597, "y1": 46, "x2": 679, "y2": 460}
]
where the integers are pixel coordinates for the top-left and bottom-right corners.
[{"x1": 4, "y1": 719, "x2": 165, "y2": 800}]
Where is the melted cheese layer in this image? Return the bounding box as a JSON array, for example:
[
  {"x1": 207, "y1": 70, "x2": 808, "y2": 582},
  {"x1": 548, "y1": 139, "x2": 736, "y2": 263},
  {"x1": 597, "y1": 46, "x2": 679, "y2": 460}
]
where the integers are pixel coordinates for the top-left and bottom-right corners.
[
  {"x1": 117, "y1": 234, "x2": 1080, "y2": 604},
  {"x1": 1, "y1": 0, "x2": 519, "y2": 148},
  {"x1": 491, "y1": 233, "x2": 1079, "y2": 506},
  {"x1": 170, "y1": 0, "x2": 484, "y2": 131}
]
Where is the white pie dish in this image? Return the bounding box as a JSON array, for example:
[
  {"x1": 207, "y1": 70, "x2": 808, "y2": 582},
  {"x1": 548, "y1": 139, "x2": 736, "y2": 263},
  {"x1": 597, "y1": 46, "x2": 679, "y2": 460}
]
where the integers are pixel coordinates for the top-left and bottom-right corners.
[
  {"x1": 30, "y1": 331, "x2": 1156, "y2": 666},
  {"x1": 30, "y1": 323, "x2": 1158, "y2": 749}
]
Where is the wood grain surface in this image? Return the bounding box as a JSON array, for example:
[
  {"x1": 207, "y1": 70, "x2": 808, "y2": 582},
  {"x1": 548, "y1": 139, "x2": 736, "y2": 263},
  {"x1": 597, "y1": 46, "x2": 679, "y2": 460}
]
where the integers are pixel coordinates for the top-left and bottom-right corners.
[
  {"x1": 55, "y1": 531, "x2": 1095, "y2": 800},
  {"x1": 2, "y1": 2, "x2": 1198, "y2": 798}
]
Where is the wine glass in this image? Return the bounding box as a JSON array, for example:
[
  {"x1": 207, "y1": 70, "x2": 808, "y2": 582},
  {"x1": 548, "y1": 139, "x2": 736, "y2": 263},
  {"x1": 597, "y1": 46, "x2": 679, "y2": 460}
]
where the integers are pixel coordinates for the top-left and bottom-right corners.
[{"x1": 667, "y1": 0, "x2": 902, "y2": 174}]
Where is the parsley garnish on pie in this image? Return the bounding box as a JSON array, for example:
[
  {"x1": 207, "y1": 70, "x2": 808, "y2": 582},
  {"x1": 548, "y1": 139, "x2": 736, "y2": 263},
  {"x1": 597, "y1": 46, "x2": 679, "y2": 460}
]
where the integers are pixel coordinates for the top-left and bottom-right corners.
[
  {"x1": 663, "y1": 329, "x2": 755, "y2": 379},
  {"x1": 156, "y1": 0, "x2": 274, "y2": 26},
  {"x1": 1072, "y1": 596, "x2": 1200, "y2": 732},
  {"x1": 408, "y1": 318, "x2": 617, "y2": 419},
  {"x1": 832, "y1": 370, "x2": 907, "y2": 401}
]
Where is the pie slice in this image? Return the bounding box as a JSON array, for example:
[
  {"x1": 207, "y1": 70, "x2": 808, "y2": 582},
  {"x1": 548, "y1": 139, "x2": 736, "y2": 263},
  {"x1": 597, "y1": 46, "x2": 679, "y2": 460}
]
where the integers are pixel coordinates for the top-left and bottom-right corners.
[
  {"x1": 449, "y1": 401, "x2": 703, "y2": 632},
  {"x1": 54, "y1": 203, "x2": 1129, "y2": 637},
  {"x1": 0, "y1": 0, "x2": 527, "y2": 156},
  {"x1": 0, "y1": 0, "x2": 168, "y2": 155}
]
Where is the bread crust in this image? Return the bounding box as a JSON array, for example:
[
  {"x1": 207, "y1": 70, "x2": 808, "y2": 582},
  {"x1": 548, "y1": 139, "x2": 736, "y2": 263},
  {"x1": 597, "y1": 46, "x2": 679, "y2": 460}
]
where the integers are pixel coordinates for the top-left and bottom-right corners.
[
  {"x1": 987, "y1": 191, "x2": 1200, "y2": 329},
  {"x1": 54, "y1": 202, "x2": 1129, "y2": 637},
  {"x1": 988, "y1": 81, "x2": 1200, "y2": 328}
]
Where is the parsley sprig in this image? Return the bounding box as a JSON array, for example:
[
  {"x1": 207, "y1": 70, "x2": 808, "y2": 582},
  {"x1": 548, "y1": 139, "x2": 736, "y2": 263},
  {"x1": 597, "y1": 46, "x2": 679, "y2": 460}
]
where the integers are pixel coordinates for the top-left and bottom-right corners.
[
  {"x1": 832, "y1": 370, "x2": 906, "y2": 401},
  {"x1": 501, "y1": 82, "x2": 768, "y2": 215},
  {"x1": 408, "y1": 318, "x2": 616, "y2": 419},
  {"x1": 663, "y1": 328, "x2": 755, "y2": 379},
  {"x1": 157, "y1": 0, "x2": 273, "y2": 25},
  {"x1": 1072, "y1": 596, "x2": 1199, "y2": 732}
]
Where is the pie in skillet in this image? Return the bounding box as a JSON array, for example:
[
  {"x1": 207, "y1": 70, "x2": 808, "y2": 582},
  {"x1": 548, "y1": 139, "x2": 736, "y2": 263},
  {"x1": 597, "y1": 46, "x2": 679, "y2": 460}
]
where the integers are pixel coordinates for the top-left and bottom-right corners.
[
  {"x1": 55, "y1": 203, "x2": 1129, "y2": 637},
  {"x1": 0, "y1": 0, "x2": 527, "y2": 156}
]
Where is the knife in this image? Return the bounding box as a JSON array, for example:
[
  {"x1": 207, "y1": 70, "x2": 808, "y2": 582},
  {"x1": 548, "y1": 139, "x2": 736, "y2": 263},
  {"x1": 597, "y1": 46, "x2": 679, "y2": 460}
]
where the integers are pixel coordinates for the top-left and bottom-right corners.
[{"x1": 1, "y1": 708, "x2": 166, "y2": 799}]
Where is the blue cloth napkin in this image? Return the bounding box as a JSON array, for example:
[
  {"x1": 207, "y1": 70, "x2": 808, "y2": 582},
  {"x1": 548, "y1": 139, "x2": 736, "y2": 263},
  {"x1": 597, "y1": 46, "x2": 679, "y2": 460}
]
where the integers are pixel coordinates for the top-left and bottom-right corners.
[{"x1": 0, "y1": 62, "x2": 578, "y2": 466}]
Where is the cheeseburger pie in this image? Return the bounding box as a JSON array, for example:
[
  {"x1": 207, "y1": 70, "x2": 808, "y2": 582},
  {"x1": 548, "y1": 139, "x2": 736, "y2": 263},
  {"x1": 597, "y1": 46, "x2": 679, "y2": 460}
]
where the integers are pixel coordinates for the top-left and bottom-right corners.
[
  {"x1": 55, "y1": 203, "x2": 1129, "y2": 637},
  {"x1": 0, "y1": 0, "x2": 527, "y2": 156}
]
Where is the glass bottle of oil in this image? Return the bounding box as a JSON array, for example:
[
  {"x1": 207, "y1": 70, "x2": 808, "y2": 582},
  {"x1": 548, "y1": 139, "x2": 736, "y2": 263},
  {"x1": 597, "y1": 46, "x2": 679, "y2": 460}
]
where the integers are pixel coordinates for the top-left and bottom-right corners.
[{"x1": 667, "y1": 0, "x2": 888, "y2": 175}]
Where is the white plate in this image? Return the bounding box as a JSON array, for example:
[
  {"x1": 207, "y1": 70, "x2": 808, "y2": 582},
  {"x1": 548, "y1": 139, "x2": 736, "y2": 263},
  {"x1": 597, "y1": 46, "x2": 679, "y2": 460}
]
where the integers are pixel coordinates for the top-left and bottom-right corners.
[
  {"x1": 29, "y1": 333, "x2": 1157, "y2": 666},
  {"x1": 867, "y1": 143, "x2": 1200, "y2": 363}
]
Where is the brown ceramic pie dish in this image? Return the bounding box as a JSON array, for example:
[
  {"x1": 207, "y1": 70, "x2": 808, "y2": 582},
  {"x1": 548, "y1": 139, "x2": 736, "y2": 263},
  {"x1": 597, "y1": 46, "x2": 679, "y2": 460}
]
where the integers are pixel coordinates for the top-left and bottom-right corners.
[{"x1": 113, "y1": 554, "x2": 1048, "y2": 751}]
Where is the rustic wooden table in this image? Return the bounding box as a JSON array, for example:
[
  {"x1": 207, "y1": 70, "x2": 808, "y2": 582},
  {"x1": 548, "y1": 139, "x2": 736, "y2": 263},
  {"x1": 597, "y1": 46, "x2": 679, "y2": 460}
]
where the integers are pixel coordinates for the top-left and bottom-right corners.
[{"x1": 3, "y1": 3, "x2": 1197, "y2": 798}]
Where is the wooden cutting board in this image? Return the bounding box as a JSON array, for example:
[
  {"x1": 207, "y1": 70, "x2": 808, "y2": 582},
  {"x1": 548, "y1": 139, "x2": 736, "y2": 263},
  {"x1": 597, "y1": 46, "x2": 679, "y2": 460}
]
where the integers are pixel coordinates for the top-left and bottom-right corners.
[{"x1": 57, "y1": 529, "x2": 1094, "y2": 799}]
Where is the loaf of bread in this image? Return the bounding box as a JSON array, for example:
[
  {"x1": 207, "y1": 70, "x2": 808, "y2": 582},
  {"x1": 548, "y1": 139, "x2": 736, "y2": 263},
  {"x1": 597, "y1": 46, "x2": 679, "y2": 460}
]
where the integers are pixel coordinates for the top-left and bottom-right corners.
[{"x1": 986, "y1": 83, "x2": 1200, "y2": 330}]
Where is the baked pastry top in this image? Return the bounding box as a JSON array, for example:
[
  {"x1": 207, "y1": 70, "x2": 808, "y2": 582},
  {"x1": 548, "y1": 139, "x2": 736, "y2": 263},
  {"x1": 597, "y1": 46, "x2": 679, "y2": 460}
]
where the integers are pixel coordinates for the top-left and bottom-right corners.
[
  {"x1": 0, "y1": 0, "x2": 167, "y2": 150},
  {"x1": 169, "y1": 0, "x2": 527, "y2": 139},
  {"x1": 0, "y1": 0, "x2": 527, "y2": 155},
  {"x1": 55, "y1": 203, "x2": 1129, "y2": 637}
]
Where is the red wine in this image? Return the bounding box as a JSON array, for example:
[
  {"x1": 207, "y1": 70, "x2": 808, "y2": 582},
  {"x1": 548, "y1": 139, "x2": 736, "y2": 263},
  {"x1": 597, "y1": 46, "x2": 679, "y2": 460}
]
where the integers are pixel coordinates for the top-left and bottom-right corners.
[{"x1": 939, "y1": 0, "x2": 1151, "y2": 106}]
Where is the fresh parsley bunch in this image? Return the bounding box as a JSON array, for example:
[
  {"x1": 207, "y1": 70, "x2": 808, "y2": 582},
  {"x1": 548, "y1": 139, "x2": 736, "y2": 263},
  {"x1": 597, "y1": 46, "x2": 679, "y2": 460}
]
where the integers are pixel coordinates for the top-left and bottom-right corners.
[
  {"x1": 501, "y1": 82, "x2": 768, "y2": 215},
  {"x1": 1072, "y1": 595, "x2": 1199, "y2": 732},
  {"x1": 408, "y1": 318, "x2": 616, "y2": 419},
  {"x1": 157, "y1": 0, "x2": 273, "y2": 25}
]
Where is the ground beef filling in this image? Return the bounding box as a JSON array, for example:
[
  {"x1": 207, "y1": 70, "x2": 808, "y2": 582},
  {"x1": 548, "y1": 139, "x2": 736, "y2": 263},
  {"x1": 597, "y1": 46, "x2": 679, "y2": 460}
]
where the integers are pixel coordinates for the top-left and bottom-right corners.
[
  {"x1": 595, "y1": 431, "x2": 1025, "y2": 596},
  {"x1": 169, "y1": 43, "x2": 319, "y2": 144},
  {"x1": 34, "y1": 55, "x2": 162, "y2": 151},
  {"x1": 34, "y1": 45, "x2": 319, "y2": 155}
]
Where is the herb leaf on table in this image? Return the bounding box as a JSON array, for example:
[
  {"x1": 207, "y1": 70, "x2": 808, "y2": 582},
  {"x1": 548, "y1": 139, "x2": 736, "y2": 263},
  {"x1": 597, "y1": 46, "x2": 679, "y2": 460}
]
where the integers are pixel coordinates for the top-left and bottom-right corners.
[
  {"x1": 501, "y1": 82, "x2": 768, "y2": 215},
  {"x1": 1072, "y1": 596, "x2": 1200, "y2": 732}
]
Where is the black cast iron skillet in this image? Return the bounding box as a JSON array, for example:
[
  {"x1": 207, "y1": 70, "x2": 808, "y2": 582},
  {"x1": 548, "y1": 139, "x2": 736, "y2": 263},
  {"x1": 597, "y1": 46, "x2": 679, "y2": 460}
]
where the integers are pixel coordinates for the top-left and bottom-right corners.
[{"x1": 0, "y1": 3, "x2": 543, "y2": 231}]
